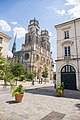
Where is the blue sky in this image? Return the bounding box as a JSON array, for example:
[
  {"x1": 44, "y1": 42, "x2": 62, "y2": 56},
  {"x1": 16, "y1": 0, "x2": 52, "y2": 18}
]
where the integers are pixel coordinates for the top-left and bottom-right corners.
[{"x1": 0, "y1": 0, "x2": 80, "y2": 68}]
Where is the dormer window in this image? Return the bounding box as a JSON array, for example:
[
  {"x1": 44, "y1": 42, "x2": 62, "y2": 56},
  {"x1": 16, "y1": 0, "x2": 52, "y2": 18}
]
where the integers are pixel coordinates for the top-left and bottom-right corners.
[
  {"x1": 64, "y1": 31, "x2": 69, "y2": 39},
  {"x1": 0, "y1": 37, "x2": 3, "y2": 43}
]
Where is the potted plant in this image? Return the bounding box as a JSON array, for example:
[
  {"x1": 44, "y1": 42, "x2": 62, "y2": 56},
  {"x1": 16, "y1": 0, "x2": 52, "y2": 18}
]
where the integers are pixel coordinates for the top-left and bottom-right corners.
[
  {"x1": 12, "y1": 84, "x2": 24, "y2": 103},
  {"x1": 56, "y1": 82, "x2": 64, "y2": 97}
]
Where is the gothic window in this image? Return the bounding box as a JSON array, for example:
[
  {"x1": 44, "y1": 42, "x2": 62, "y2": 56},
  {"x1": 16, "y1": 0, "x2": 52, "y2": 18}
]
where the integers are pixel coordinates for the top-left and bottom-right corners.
[
  {"x1": 41, "y1": 57, "x2": 45, "y2": 64},
  {"x1": 24, "y1": 53, "x2": 29, "y2": 60},
  {"x1": 36, "y1": 54, "x2": 39, "y2": 61},
  {"x1": 47, "y1": 45, "x2": 50, "y2": 51},
  {"x1": 36, "y1": 29, "x2": 38, "y2": 34},
  {"x1": 64, "y1": 31, "x2": 69, "y2": 39},
  {"x1": 46, "y1": 59, "x2": 50, "y2": 65},
  {"x1": 30, "y1": 28, "x2": 32, "y2": 32},
  {"x1": 36, "y1": 37, "x2": 38, "y2": 43},
  {"x1": 64, "y1": 46, "x2": 71, "y2": 56},
  {"x1": 42, "y1": 37, "x2": 44, "y2": 41},
  {"x1": 0, "y1": 37, "x2": 2, "y2": 44}
]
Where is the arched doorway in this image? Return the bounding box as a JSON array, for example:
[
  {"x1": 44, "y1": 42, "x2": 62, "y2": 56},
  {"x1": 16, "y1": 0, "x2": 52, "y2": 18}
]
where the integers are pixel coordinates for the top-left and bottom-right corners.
[{"x1": 61, "y1": 65, "x2": 76, "y2": 90}]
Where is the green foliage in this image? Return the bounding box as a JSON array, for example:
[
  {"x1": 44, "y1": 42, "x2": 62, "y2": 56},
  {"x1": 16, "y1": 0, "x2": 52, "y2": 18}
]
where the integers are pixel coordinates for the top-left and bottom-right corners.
[
  {"x1": 10, "y1": 62, "x2": 26, "y2": 77},
  {"x1": 27, "y1": 71, "x2": 36, "y2": 81},
  {"x1": 56, "y1": 82, "x2": 64, "y2": 96},
  {"x1": 19, "y1": 75, "x2": 25, "y2": 81},
  {"x1": 0, "y1": 70, "x2": 4, "y2": 80},
  {"x1": 42, "y1": 68, "x2": 48, "y2": 78},
  {"x1": 0, "y1": 56, "x2": 6, "y2": 80},
  {"x1": 0, "y1": 56, "x2": 14, "y2": 86},
  {"x1": 12, "y1": 84, "x2": 24, "y2": 96},
  {"x1": 0, "y1": 56, "x2": 6, "y2": 70},
  {"x1": 3, "y1": 63, "x2": 14, "y2": 86}
]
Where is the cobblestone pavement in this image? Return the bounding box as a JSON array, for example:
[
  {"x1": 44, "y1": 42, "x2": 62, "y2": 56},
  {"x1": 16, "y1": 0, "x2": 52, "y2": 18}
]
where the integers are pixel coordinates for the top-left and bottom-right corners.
[{"x1": 0, "y1": 81, "x2": 80, "y2": 120}]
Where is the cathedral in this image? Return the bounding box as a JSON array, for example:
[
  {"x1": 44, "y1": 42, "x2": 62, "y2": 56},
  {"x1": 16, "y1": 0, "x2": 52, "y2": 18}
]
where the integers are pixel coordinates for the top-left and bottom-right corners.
[{"x1": 14, "y1": 18, "x2": 53, "y2": 81}]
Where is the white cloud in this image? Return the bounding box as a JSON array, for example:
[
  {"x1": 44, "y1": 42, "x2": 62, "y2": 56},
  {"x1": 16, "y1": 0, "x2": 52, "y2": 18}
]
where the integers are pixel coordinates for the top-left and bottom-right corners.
[
  {"x1": 45, "y1": 6, "x2": 65, "y2": 16},
  {"x1": 0, "y1": 20, "x2": 11, "y2": 32},
  {"x1": 11, "y1": 21, "x2": 17, "y2": 25},
  {"x1": 13, "y1": 26, "x2": 27, "y2": 39},
  {"x1": 68, "y1": 4, "x2": 80, "y2": 18},
  {"x1": 55, "y1": 8, "x2": 65, "y2": 16},
  {"x1": 65, "y1": 0, "x2": 79, "y2": 5},
  {"x1": 64, "y1": 0, "x2": 80, "y2": 18}
]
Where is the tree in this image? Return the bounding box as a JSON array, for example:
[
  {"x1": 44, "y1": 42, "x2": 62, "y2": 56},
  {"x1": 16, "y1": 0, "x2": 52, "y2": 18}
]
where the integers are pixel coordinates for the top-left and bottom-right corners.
[
  {"x1": 10, "y1": 62, "x2": 26, "y2": 77},
  {"x1": 0, "y1": 56, "x2": 6, "y2": 79},
  {"x1": 0, "y1": 56, "x2": 14, "y2": 86},
  {"x1": 4, "y1": 63, "x2": 14, "y2": 86},
  {"x1": 42, "y1": 68, "x2": 48, "y2": 84},
  {"x1": 27, "y1": 71, "x2": 36, "y2": 81}
]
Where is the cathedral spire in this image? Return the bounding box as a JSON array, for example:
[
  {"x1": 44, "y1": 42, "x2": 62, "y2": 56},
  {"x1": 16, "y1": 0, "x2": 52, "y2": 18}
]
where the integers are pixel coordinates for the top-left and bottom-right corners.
[{"x1": 12, "y1": 34, "x2": 17, "y2": 54}]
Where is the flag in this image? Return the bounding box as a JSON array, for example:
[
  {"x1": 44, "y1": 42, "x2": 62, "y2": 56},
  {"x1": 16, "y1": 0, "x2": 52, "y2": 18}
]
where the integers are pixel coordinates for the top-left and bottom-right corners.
[{"x1": 12, "y1": 34, "x2": 17, "y2": 54}]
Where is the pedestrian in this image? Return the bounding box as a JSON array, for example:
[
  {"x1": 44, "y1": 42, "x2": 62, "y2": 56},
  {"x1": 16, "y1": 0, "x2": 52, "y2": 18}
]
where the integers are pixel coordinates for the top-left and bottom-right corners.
[{"x1": 32, "y1": 80, "x2": 34, "y2": 85}]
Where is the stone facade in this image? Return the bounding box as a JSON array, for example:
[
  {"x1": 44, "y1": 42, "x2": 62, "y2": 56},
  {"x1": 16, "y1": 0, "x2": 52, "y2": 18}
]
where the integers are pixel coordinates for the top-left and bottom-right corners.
[
  {"x1": 55, "y1": 18, "x2": 80, "y2": 90},
  {"x1": 16, "y1": 18, "x2": 53, "y2": 81},
  {"x1": 0, "y1": 32, "x2": 11, "y2": 58}
]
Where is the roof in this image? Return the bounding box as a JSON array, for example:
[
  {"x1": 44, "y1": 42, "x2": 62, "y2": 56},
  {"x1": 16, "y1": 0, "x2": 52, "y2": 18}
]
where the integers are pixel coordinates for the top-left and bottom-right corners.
[
  {"x1": 55, "y1": 18, "x2": 80, "y2": 28},
  {"x1": 0, "y1": 32, "x2": 12, "y2": 40}
]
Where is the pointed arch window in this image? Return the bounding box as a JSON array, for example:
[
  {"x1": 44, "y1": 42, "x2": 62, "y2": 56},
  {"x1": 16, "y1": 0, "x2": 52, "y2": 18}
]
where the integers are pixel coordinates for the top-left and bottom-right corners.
[{"x1": 0, "y1": 37, "x2": 3, "y2": 44}]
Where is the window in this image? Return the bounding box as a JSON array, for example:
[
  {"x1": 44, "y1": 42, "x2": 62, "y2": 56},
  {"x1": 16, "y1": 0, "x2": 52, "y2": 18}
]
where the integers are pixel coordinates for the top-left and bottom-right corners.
[
  {"x1": 0, "y1": 37, "x2": 2, "y2": 43},
  {"x1": 64, "y1": 46, "x2": 71, "y2": 56},
  {"x1": 64, "y1": 31, "x2": 69, "y2": 39},
  {"x1": 24, "y1": 53, "x2": 29, "y2": 60}
]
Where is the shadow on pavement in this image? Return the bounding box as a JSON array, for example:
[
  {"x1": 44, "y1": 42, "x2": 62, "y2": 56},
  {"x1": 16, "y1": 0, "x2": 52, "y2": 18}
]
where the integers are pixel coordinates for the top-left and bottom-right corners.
[
  {"x1": 75, "y1": 103, "x2": 80, "y2": 109},
  {"x1": 25, "y1": 86, "x2": 80, "y2": 100},
  {"x1": 6, "y1": 100, "x2": 17, "y2": 104}
]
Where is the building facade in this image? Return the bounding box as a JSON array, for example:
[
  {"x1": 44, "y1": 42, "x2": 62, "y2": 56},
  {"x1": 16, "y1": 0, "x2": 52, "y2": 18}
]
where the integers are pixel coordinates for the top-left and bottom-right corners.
[
  {"x1": 55, "y1": 18, "x2": 80, "y2": 90},
  {"x1": 0, "y1": 32, "x2": 11, "y2": 58},
  {"x1": 15, "y1": 18, "x2": 53, "y2": 81}
]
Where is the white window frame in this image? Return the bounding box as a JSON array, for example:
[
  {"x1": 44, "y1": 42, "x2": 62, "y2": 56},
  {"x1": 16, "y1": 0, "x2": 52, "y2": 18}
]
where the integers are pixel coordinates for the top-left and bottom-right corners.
[
  {"x1": 64, "y1": 46, "x2": 71, "y2": 57},
  {"x1": 64, "y1": 31, "x2": 69, "y2": 39}
]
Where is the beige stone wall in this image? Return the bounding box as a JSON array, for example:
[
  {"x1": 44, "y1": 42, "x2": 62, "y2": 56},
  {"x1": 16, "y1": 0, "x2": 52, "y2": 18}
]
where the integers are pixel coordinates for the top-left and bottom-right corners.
[
  {"x1": 56, "y1": 18, "x2": 80, "y2": 90},
  {"x1": 0, "y1": 33, "x2": 11, "y2": 58}
]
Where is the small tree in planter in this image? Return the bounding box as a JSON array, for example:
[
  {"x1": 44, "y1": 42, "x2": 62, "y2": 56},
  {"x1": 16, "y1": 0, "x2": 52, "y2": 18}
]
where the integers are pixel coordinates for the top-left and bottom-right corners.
[
  {"x1": 42, "y1": 68, "x2": 48, "y2": 84},
  {"x1": 56, "y1": 82, "x2": 64, "y2": 97},
  {"x1": 12, "y1": 84, "x2": 24, "y2": 103}
]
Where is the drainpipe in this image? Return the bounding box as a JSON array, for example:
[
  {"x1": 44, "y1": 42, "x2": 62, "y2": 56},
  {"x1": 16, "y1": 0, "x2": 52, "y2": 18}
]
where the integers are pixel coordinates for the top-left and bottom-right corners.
[{"x1": 74, "y1": 20, "x2": 79, "y2": 89}]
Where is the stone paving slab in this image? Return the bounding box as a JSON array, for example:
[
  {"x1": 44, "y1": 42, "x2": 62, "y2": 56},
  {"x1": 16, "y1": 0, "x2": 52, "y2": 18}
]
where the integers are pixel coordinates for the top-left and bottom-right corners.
[{"x1": 41, "y1": 111, "x2": 65, "y2": 120}]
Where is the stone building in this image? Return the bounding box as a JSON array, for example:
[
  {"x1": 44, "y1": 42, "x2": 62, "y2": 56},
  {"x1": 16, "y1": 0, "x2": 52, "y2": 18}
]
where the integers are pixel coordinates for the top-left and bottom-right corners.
[
  {"x1": 14, "y1": 18, "x2": 53, "y2": 81},
  {"x1": 0, "y1": 32, "x2": 11, "y2": 58},
  {"x1": 55, "y1": 18, "x2": 80, "y2": 90}
]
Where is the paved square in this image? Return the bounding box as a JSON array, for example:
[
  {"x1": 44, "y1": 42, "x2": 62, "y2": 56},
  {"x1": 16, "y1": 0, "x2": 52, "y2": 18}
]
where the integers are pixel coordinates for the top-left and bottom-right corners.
[{"x1": 0, "y1": 81, "x2": 80, "y2": 120}]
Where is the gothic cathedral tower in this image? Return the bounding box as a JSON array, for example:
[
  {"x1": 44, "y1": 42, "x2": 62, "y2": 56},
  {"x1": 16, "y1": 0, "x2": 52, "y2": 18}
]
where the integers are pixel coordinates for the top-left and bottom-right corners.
[{"x1": 22, "y1": 18, "x2": 53, "y2": 80}]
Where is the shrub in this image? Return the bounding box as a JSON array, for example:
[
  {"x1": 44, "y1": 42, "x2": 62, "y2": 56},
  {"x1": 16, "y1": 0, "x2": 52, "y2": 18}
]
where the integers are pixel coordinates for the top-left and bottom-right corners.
[
  {"x1": 56, "y1": 82, "x2": 64, "y2": 96},
  {"x1": 12, "y1": 84, "x2": 24, "y2": 96}
]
